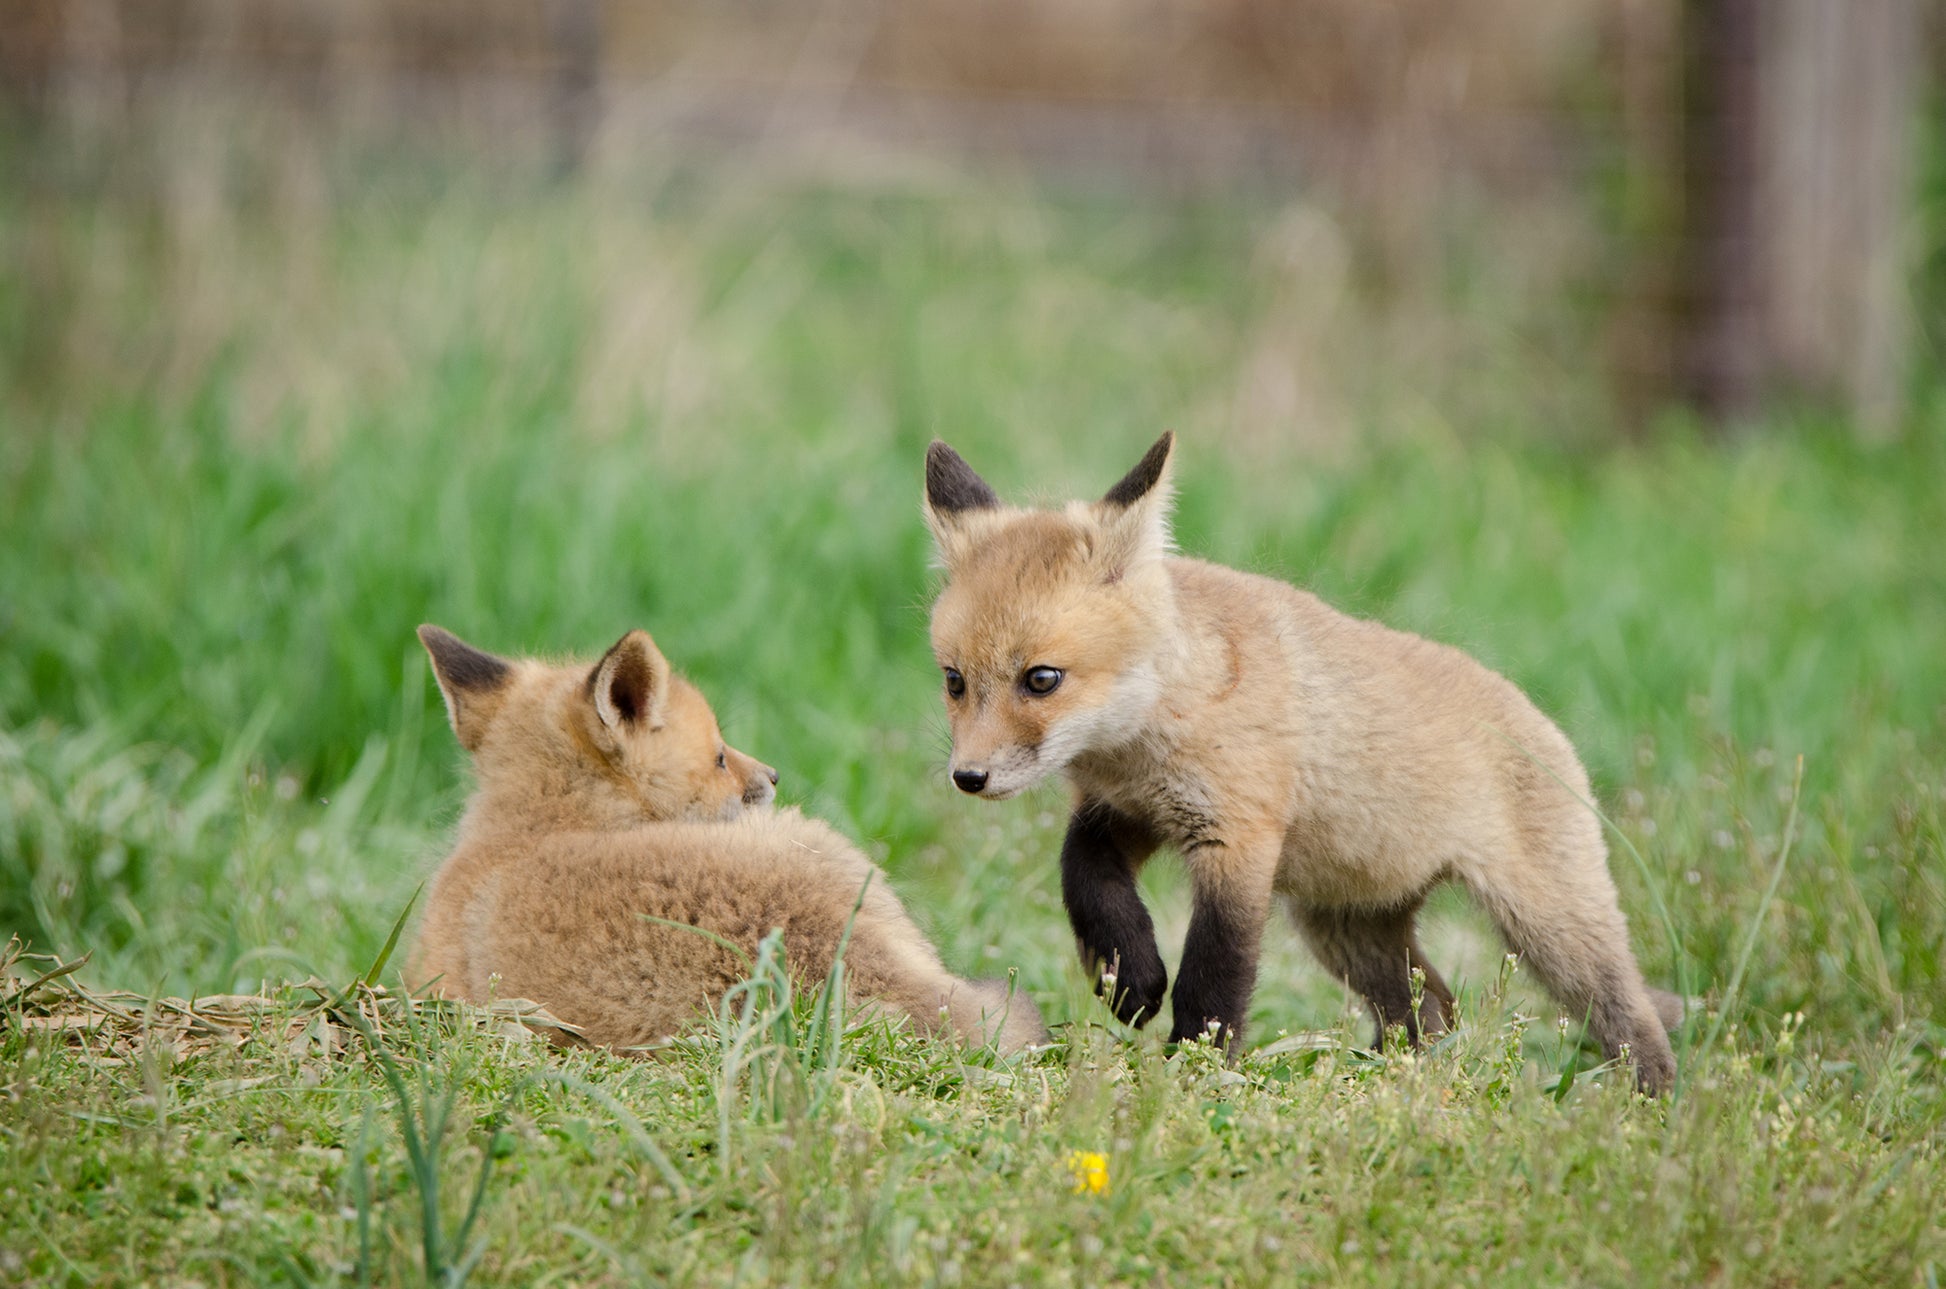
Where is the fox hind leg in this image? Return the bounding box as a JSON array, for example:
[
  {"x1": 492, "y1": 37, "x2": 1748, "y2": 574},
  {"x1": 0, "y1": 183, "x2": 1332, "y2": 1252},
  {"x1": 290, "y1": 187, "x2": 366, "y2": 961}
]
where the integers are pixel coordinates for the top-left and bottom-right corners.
[
  {"x1": 1294, "y1": 900, "x2": 1456, "y2": 1050},
  {"x1": 1466, "y1": 865, "x2": 1677, "y2": 1094}
]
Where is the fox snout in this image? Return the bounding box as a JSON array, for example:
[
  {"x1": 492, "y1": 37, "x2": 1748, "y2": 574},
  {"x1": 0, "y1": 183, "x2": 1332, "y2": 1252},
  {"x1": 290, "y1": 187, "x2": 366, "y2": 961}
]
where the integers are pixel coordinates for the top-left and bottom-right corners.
[
  {"x1": 941, "y1": 700, "x2": 1057, "y2": 799},
  {"x1": 945, "y1": 739, "x2": 1043, "y2": 801},
  {"x1": 728, "y1": 748, "x2": 779, "y2": 812},
  {"x1": 743, "y1": 767, "x2": 778, "y2": 807}
]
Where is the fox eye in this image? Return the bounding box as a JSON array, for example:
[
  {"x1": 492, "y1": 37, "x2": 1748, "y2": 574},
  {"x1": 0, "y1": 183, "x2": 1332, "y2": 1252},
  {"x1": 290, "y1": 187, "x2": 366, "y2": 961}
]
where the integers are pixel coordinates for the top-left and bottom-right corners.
[
  {"x1": 1022, "y1": 666, "x2": 1063, "y2": 696},
  {"x1": 716, "y1": 748, "x2": 727, "y2": 770},
  {"x1": 944, "y1": 669, "x2": 966, "y2": 700}
]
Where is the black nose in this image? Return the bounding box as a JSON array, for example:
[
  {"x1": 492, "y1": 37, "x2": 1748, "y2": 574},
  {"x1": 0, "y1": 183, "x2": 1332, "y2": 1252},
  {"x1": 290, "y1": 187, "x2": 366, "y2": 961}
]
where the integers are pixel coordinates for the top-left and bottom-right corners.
[
  {"x1": 951, "y1": 769, "x2": 988, "y2": 795},
  {"x1": 767, "y1": 768, "x2": 779, "y2": 785}
]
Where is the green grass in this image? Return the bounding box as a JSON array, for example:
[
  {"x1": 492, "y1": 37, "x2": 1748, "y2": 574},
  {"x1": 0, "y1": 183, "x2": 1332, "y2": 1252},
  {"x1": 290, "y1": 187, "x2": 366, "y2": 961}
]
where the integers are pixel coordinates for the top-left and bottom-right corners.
[{"x1": 2, "y1": 132, "x2": 1943, "y2": 1284}]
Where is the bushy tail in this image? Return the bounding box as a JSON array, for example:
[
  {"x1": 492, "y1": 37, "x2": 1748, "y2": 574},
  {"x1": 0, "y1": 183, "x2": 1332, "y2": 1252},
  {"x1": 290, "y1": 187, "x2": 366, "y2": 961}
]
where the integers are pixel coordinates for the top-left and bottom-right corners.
[
  {"x1": 1650, "y1": 987, "x2": 1687, "y2": 1031},
  {"x1": 954, "y1": 978, "x2": 1048, "y2": 1055}
]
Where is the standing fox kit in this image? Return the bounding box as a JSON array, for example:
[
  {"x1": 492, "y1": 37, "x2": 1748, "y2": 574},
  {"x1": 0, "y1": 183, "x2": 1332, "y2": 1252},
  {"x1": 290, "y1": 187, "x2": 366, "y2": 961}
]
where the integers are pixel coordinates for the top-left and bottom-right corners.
[
  {"x1": 409, "y1": 624, "x2": 1043, "y2": 1056},
  {"x1": 923, "y1": 434, "x2": 1680, "y2": 1092}
]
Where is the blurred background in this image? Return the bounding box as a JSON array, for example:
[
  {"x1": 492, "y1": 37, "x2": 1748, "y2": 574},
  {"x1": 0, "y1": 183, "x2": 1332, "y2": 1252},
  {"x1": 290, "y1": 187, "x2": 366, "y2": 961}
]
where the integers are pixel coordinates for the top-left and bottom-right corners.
[
  {"x1": 6, "y1": 0, "x2": 1940, "y2": 432},
  {"x1": 1, "y1": 1, "x2": 1942, "y2": 1045}
]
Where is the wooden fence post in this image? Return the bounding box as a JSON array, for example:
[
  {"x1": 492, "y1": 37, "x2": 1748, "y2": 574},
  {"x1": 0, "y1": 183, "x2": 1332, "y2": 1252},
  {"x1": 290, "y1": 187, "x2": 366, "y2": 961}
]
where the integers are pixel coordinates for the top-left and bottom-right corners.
[{"x1": 1681, "y1": 0, "x2": 1921, "y2": 435}]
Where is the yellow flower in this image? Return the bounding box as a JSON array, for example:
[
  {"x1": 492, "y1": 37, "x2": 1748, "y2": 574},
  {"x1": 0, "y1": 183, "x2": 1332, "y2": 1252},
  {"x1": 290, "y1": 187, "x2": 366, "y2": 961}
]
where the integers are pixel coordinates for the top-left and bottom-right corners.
[{"x1": 1065, "y1": 1150, "x2": 1109, "y2": 1195}]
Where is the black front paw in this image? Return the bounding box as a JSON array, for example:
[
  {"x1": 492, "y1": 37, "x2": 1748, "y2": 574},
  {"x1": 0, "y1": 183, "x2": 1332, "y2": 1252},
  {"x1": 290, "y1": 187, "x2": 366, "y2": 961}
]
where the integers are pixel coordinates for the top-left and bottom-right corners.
[
  {"x1": 1096, "y1": 950, "x2": 1168, "y2": 1027},
  {"x1": 1166, "y1": 1012, "x2": 1239, "y2": 1050},
  {"x1": 1167, "y1": 899, "x2": 1261, "y2": 1052},
  {"x1": 1061, "y1": 801, "x2": 1167, "y2": 1028}
]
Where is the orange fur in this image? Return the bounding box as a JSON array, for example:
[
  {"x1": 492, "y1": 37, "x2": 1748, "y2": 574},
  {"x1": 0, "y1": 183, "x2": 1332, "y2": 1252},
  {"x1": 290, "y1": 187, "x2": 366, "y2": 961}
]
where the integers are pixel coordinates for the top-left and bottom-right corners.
[
  {"x1": 923, "y1": 435, "x2": 1679, "y2": 1093},
  {"x1": 408, "y1": 625, "x2": 1044, "y2": 1056}
]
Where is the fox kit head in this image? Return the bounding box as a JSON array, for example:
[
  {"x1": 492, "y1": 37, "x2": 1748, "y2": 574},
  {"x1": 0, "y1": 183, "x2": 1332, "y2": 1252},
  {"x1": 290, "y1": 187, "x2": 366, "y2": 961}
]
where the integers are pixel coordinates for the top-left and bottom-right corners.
[
  {"x1": 418, "y1": 624, "x2": 777, "y2": 829},
  {"x1": 923, "y1": 433, "x2": 1179, "y2": 800}
]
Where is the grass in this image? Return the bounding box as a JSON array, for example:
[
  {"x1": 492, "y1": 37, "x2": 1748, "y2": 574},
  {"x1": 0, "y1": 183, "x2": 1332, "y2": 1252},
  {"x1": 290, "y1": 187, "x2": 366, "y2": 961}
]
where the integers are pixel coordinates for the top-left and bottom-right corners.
[{"x1": 2, "y1": 123, "x2": 1943, "y2": 1284}]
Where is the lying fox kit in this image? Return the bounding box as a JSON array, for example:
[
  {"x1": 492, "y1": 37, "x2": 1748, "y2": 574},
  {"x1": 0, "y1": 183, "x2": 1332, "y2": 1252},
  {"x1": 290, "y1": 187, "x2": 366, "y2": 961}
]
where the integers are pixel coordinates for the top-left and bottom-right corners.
[
  {"x1": 923, "y1": 435, "x2": 1681, "y2": 1093},
  {"x1": 408, "y1": 625, "x2": 1044, "y2": 1056}
]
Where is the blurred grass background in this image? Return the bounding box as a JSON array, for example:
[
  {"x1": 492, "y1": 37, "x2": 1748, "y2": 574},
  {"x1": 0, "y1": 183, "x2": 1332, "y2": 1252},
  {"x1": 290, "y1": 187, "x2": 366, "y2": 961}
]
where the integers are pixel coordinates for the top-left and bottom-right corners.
[{"x1": 1, "y1": 1, "x2": 1942, "y2": 1056}]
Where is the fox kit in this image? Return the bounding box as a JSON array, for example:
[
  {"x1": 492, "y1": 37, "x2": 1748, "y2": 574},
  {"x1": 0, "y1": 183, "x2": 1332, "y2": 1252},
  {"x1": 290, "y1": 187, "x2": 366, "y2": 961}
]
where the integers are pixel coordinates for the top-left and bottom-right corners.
[
  {"x1": 922, "y1": 435, "x2": 1680, "y2": 1092},
  {"x1": 409, "y1": 624, "x2": 1044, "y2": 1056}
]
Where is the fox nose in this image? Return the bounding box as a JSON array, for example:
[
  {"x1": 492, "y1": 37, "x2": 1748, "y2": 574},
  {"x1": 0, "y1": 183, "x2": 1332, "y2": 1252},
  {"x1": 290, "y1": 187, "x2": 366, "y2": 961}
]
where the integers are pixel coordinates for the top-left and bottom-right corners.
[
  {"x1": 951, "y1": 769, "x2": 988, "y2": 795},
  {"x1": 744, "y1": 765, "x2": 778, "y2": 806}
]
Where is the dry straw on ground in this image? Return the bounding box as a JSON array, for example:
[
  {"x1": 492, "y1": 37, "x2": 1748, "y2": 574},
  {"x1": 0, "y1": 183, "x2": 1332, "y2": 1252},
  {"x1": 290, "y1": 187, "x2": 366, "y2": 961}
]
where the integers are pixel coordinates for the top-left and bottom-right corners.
[{"x1": 0, "y1": 936, "x2": 581, "y2": 1074}]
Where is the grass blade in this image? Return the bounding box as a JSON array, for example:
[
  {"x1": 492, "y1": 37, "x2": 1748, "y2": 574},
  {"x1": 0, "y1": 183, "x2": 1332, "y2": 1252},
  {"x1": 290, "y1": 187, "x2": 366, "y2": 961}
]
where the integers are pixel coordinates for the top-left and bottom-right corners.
[
  {"x1": 1692, "y1": 754, "x2": 1805, "y2": 1078},
  {"x1": 527, "y1": 1068, "x2": 693, "y2": 1205},
  {"x1": 365, "y1": 883, "x2": 424, "y2": 988},
  {"x1": 638, "y1": 912, "x2": 754, "y2": 972},
  {"x1": 351, "y1": 1104, "x2": 377, "y2": 1288}
]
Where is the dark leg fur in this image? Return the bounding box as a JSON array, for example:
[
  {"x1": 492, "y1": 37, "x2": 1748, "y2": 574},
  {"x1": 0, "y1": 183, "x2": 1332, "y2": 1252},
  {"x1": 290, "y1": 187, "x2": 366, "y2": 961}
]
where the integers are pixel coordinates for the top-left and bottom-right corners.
[
  {"x1": 1168, "y1": 844, "x2": 1283, "y2": 1051},
  {"x1": 1296, "y1": 902, "x2": 1456, "y2": 1050},
  {"x1": 1061, "y1": 801, "x2": 1167, "y2": 1026},
  {"x1": 1169, "y1": 892, "x2": 1265, "y2": 1050}
]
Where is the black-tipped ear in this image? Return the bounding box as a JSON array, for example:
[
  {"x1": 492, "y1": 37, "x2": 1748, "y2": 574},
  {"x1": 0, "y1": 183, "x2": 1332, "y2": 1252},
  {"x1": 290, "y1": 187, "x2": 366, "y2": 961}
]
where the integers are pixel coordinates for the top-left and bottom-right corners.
[
  {"x1": 588, "y1": 629, "x2": 671, "y2": 736},
  {"x1": 1101, "y1": 432, "x2": 1175, "y2": 508},
  {"x1": 419, "y1": 625, "x2": 513, "y2": 752},
  {"x1": 925, "y1": 441, "x2": 1001, "y2": 515},
  {"x1": 1089, "y1": 434, "x2": 1176, "y2": 580}
]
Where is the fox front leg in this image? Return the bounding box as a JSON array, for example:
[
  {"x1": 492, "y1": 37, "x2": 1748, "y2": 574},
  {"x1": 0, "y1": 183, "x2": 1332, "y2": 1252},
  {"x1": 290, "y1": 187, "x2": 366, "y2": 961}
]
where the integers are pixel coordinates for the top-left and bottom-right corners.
[
  {"x1": 1060, "y1": 801, "x2": 1167, "y2": 1026},
  {"x1": 1168, "y1": 840, "x2": 1278, "y2": 1051}
]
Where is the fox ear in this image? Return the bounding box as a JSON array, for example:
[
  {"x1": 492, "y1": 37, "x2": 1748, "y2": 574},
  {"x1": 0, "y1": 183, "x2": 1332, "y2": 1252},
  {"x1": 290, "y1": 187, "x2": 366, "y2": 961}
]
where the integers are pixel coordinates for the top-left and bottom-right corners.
[
  {"x1": 1092, "y1": 432, "x2": 1175, "y2": 578},
  {"x1": 926, "y1": 440, "x2": 1001, "y2": 514},
  {"x1": 419, "y1": 625, "x2": 513, "y2": 752},
  {"x1": 588, "y1": 629, "x2": 671, "y2": 735},
  {"x1": 1100, "y1": 432, "x2": 1175, "y2": 510},
  {"x1": 923, "y1": 440, "x2": 1004, "y2": 568}
]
